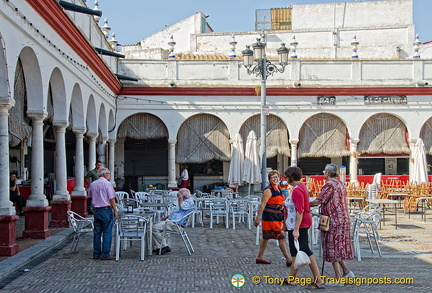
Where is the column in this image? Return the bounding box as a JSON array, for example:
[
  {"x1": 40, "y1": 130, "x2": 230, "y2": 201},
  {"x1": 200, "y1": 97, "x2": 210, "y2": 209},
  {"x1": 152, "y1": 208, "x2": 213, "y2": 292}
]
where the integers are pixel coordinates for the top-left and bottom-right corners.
[
  {"x1": 71, "y1": 129, "x2": 87, "y2": 217},
  {"x1": 87, "y1": 134, "x2": 97, "y2": 171},
  {"x1": 23, "y1": 113, "x2": 51, "y2": 239},
  {"x1": 349, "y1": 139, "x2": 359, "y2": 185},
  {"x1": 0, "y1": 105, "x2": 15, "y2": 214},
  {"x1": 0, "y1": 104, "x2": 19, "y2": 256},
  {"x1": 289, "y1": 139, "x2": 299, "y2": 167},
  {"x1": 108, "y1": 140, "x2": 115, "y2": 186},
  {"x1": 50, "y1": 123, "x2": 72, "y2": 227},
  {"x1": 167, "y1": 139, "x2": 177, "y2": 188}
]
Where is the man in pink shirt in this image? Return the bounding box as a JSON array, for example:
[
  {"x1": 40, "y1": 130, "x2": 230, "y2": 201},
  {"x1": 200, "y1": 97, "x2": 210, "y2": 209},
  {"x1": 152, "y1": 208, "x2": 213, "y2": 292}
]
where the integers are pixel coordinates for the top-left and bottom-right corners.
[{"x1": 87, "y1": 168, "x2": 118, "y2": 260}]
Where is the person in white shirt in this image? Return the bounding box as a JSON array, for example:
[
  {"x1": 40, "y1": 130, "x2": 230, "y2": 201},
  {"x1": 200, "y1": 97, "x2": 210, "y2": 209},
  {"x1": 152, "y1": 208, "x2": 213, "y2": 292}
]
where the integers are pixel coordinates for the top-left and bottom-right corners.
[{"x1": 180, "y1": 164, "x2": 189, "y2": 188}]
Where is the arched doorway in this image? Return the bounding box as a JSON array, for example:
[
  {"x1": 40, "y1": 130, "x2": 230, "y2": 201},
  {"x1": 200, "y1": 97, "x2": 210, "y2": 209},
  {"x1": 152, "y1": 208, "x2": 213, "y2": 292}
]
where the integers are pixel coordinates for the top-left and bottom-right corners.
[
  {"x1": 357, "y1": 113, "x2": 410, "y2": 175},
  {"x1": 298, "y1": 113, "x2": 350, "y2": 175},
  {"x1": 239, "y1": 114, "x2": 290, "y2": 172},
  {"x1": 176, "y1": 114, "x2": 230, "y2": 192},
  {"x1": 117, "y1": 113, "x2": 169, "y2": 190}
]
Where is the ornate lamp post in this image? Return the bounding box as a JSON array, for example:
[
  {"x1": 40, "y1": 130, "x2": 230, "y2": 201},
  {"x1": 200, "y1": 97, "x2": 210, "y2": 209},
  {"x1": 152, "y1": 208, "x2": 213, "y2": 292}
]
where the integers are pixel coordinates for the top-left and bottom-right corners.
[
  {"x1": 242, "y1": 35, "x2": 289, "y2": 188},
  {"x1": 413, "y1": 34, "x2": 421, "y2": 59},
  {"x1": 351, "y1": 35, "x2": 359, "y2": 58},
  {"x1": 168, "y1": 35, "x2": 176, "y2": 58}
]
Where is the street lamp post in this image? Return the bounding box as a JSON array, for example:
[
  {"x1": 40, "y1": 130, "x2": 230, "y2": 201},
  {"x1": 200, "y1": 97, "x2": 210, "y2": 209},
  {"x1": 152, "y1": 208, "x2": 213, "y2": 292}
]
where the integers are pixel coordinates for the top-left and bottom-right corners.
[{"x1": 242, "y1": 35, "x2": 289, "y2": 189}]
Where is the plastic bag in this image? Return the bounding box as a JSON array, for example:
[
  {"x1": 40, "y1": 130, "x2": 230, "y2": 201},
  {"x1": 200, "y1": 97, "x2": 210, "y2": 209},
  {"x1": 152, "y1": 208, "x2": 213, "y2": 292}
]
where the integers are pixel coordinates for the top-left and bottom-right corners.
[{"x1": 293, "y1": 239, "x2": 311, "y2": 269}]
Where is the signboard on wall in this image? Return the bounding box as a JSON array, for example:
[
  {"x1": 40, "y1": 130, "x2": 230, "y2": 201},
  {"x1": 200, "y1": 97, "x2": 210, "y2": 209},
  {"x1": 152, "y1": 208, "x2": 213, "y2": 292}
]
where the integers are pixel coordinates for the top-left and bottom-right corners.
[
  {"x1": 364, "y1": 95, "x2": 407, "y2": 105},
  {"x1": 317, "y1": 96, "x2": 336, "y2": 105},
  {"x1": 385, "y1": 157, "x2": 397, "y2": 175}
]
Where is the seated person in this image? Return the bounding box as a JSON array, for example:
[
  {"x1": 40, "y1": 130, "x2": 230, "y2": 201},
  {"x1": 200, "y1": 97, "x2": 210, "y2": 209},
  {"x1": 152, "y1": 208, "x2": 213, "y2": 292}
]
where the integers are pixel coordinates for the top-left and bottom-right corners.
[
  {"x1": 10, "y1": 173, "x2": 26, "y2": 216},
  {"x1": 152, "y1": 188, "x2": 195, "y2": 254}
]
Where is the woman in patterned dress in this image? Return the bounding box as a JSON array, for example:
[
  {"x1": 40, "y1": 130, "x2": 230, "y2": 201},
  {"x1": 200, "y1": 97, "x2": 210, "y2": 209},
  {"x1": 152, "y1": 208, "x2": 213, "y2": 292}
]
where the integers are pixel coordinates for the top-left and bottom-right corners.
[
  {"x1": 311, "y1": 164, "x2": 354, "y2": 285},
  {"x1": 254, "y1": 170, "x2": 292, "y2": 266}
]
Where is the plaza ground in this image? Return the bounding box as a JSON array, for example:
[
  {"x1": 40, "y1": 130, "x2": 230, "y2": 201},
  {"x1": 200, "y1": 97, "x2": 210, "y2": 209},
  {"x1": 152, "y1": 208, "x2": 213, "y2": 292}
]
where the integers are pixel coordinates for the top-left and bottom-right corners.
[{"x1": 0, "y1": 209, "x2": 431, "y2": 292}]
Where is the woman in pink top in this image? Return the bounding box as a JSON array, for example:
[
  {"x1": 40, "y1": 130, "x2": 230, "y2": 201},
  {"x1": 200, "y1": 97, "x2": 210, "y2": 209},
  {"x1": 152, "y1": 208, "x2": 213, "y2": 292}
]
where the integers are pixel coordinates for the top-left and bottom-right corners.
[{"x1": 284, "y1": 166, "x2": 323, "y2": 289}]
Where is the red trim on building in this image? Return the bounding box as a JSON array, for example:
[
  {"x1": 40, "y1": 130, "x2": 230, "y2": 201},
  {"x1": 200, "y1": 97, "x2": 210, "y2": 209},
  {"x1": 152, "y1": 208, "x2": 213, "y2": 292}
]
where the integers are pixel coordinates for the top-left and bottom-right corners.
[
  {"x1": 120, "y1": 87, "x2": 432, "y2": 96},
  {"x1": 26, "y1": 0, "x2": 121, "y2": 94}
]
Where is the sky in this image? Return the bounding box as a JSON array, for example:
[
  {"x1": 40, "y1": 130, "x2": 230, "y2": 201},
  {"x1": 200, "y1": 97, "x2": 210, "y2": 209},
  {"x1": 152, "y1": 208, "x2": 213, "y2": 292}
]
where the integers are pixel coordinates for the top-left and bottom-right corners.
[{"x1": 94, "y1": 0, "x2": 432, "y2": 45}]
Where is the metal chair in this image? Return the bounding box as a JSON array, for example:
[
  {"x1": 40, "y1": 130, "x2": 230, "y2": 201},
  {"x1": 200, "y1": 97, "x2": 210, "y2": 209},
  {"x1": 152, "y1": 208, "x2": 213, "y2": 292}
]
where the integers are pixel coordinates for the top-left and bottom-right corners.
[
  {"x1": 115, "y1": 215, "x2": 148, "y2": 261},
  {"x1": 66, "y1": 211, "x2": 94, "y2": 253},
  {"x1": 229, "y1": 199, "x2": 251, "y2": 230},
  {"x1": 209, "y1": 198, "x2": 229, "y2": 229},
  {"x1": 352, "y1": 205, "x2": 383, "y2": 261},
  {"x1": 135, "y1": 191, "x2": 149, "y2": 206},
  {"x1": 147, "y1": 194, "x2": 167, "y2": 222},
  {"x1": 160, "y1": 210, "x2": 195, "y2": 256},
  {"x1": 116, "y1": 191, "x2": 136, "y2": 210}
]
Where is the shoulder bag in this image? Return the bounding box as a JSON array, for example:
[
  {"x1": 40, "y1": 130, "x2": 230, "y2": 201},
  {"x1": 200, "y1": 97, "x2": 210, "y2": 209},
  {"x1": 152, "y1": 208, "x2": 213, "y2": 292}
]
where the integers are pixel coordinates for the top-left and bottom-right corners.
[{"x1": 318, "y1": 206, "x2": 330, "y2": 231}]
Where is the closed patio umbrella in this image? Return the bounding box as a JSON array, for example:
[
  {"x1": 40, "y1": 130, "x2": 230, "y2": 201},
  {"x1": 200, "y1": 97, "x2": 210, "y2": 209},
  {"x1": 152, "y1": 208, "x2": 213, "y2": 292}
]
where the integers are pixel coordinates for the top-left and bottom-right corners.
[
  {"x1": 228, "y1": 133, "x2": 244, "y2": 190},
  {"x1": 410, "y1": 138, "x2": 429, "y2": 184},
  {"x1": 243, "y1": 130, "x2": 261, "y2": 195}
]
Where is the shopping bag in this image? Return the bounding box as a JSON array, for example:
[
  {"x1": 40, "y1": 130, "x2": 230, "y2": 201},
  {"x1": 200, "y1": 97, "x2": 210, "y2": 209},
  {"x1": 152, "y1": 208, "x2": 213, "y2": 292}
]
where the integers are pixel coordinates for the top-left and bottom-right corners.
[{"x1": 293, "y1": 239, "x2": 311, "y2": 269}]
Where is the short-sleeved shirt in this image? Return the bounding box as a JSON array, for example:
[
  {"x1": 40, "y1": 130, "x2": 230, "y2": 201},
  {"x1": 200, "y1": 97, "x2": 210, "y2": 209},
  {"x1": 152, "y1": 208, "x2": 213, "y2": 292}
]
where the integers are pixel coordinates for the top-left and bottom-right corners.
[
  {"x1": 88, "y1": 177, "x2": 116, "y2": 208},
  {"x1": 291, "y1": 182, "x2": 312, "y2": 229},
  {"x1": 181, "y1": 169, "x2": 189, "y2": 181},
  {"x1": 85, "y1": 168, "x2": 99, "y2": 182}
]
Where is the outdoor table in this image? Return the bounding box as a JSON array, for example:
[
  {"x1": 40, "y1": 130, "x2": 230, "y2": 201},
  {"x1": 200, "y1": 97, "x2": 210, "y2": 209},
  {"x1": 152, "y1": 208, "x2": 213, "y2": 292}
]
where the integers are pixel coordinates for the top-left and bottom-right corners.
[
  {"x1": 116, "y1": 210, "x2": 155, "y2": 256},
  {"x1": 139, "y1": 202, "x2": 172, "y2": 222},
  {"x1": 418, "y1": 197, "x2": 432, "y2": 222},
  {"x1": 347, "y1": 197, "x2": 366, "y2": 212},
  {"x1": 366, "y1": 198, "x2": 399, "y2": 229},
  {"x1": 387, "y1": 193, "x2": 408, "y2": 209}
]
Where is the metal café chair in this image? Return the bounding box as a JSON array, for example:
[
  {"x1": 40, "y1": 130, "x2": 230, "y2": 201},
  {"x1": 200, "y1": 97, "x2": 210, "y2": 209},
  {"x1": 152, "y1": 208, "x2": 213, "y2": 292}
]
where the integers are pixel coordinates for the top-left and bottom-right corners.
[
  {"x1": 209, "y1": 198, "x2": 229, "y2": 229},
  {"x1": 115, "y1": 215, "x2": 148, "y2": 261},
  {"x1": 229, "y1": 199, "x2": 251, "y2": 230},
  {"x1": 351, "y1": 205, "x2": 383, "y2": 261},
  {"x1": 160, "y1": 210, "x2": 195, "y2": 256},
  {"x1": 66, "y1": 211, "x2": 94, "y2": 253}
]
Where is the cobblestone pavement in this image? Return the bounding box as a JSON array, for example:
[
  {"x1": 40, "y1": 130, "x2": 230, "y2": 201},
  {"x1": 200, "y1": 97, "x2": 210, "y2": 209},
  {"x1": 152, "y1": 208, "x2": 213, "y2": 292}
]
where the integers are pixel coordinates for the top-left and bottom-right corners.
[{"x1": 1, "y1": 211, "x2": 432, "y2": 292}]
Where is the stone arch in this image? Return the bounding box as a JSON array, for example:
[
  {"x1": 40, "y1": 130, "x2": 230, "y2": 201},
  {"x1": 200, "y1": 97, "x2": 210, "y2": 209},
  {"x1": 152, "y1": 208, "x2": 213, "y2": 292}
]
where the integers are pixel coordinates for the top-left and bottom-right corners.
[
  {"x1": 358, "y1": 113, "x2": 410, "y2": 155},
  {"x1": 117, "y1": 113, "x2": 169, "y2": 180},
  {"x1": 108, "y1": 109, "x2": 115, "y2": 141},
  {"x1": 117, "y1": 112, "x2": 168, "y2": 140},
  {"x1": 98, "y1": 103, "x2": 108, "y2": 140},
  {"x1": 0, "y1": 32, "x2": 8, "y2": 101},
  {"x1": 239, "y1": 114, "x2": 290, "y2": 158},
  {"x1": 86, "y1": 95, "x2": 97, "y2": 136},
  {"x1": 419, "y1": 117, "x2": 432, "y2": 155},
  {"x1": 70, "y1": 83, "x2": 85, "y2": 130},
  {"x1": 9, "y1": 57, "x2": 31, "y2": 147},
  {"x1": 18, "y1": 47, "x2": 44, "y2": 113},
  {"x1": 49, "y1": 68, "x2": 67, "y2": 124},
  {"x1": 298, "y1": 113, "x2": 350, "y2": 158},
  {"x1": 176, "y1": 113, "x2": 230, "y2": 163}
]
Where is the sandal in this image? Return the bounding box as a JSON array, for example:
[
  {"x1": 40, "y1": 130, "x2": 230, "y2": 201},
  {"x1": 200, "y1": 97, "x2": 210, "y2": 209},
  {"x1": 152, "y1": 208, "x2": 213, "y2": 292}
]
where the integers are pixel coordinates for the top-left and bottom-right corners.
[
  {"x1": 306, "y1": 283, "x2": 326, "y2": 290},
  {"x1": 256, "y1": 258, "x2": 271, "y2": 264},
  {"x1": 283, "y1": 279, "x2": 297, "y2": 286}
]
